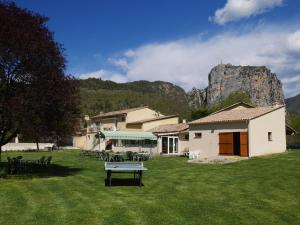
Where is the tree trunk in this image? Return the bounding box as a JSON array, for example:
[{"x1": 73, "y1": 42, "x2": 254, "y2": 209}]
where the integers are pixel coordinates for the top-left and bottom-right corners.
[
  {"x1": 0, "y1": 145, "x2": 2, "y2": 162},
  {"x1": 36, "y1": 138, "x2": 40, "y2": 151},
  {"x1": 56, "y1": 136, "x2": 60, "y2": 150}
]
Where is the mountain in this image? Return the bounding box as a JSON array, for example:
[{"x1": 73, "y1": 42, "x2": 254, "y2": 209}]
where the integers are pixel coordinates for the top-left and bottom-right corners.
[
  {"x1": 286, "y1": 94, "x2": 300, "y2": 114},
  {"x1": 79, "y1": 78, "x2": 190, "y2": 118},
  {"x1": 188, "y1": 64, "x2": 285, "y2": 108},
  {"x1": 79, "y1": 64, "x2": 289, "y2": 120}
]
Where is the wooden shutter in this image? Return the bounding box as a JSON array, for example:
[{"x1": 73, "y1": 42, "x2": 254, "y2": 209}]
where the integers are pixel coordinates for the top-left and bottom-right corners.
[
  {"x1": 219, "y1": 133, "x2": 233, "y2": 155},
  {"x1": 240, "y1": 132, "x2": 249, "y2": 157}
]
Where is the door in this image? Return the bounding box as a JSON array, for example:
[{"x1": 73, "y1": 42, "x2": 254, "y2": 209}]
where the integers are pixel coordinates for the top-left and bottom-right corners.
[
  {"x1": 240, "y1": 132, "x2": 249, "y2": 157},
  {"x1": 161, "y1": 136, "x2": 179, "y2": 154},
  {"x1": 168, "y1": 137, "x2": 178, "y2": 154},
  {"x1": 219, "y1": 133, "x2": 233, "y2": 155},
  {"x1": 174, "y1": 138, "x2": 178, "y2": 153},
  {"x1": 162, "y1": 137, "x2": 168, "y2": 154},
  {"x1": 233, "y1": 132, "x2": 241, "y2": 155},
  {"x1": 168, "y1": 137, "x2": 174, "y2": 153}
]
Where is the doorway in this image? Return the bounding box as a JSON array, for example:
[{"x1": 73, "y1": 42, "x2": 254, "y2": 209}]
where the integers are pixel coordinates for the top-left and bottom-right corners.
[
  {"x1": 219, "y1": 132, "x2": 248, "y2": 156},
  {"x1": 233, "y1": 132, "x2": 240, "y2": 155},
  {"x1": 161, "y1": 136, "x2": 178, "y2": 154}
]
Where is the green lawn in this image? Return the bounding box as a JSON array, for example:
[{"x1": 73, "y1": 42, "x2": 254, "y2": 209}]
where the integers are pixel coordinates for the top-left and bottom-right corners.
[{"x1": 0, "y1": 150, "x2": 299, "y2": 225}]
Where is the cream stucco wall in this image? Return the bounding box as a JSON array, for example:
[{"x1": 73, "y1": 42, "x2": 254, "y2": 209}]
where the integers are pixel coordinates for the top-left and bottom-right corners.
[
  {"x1": 142, "y1": 117, "x2": 179, "y2": 131},
  {"x1": 189, "y1": 122, "x2": 248, "y2": 158},
  {"x1": 73, "y1": 133, "x2": 106, "y2": 150},
  {"x1": 248, "y1": 107, "x2": 286, "y2": 157},
  {"x1": 73, "y1": 136, "x2": 86, "y2": 149},
  {"x1": 126, "y1": 108, "x2": 161, "y2": 123},
  {"x1": 101, "y1": 118, "x2": 117, "y2": 130},
  {"x1": 178, "y1": 133, "x2": 189, "y2": 153}
]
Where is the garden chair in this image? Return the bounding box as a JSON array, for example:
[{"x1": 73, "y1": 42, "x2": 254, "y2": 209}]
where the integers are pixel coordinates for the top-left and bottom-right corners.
[
  {"x1": 38, "y1": 156, "x2": 46, "y2": 167},
  {"x1": 126, "y1": 151, "x2": 134, "y2": 161},
  {"x1": 106, "y1": 151, "x2": 114, "y2": 162},
  {"x1": 45, "y1": 156, "x2": 52, "y2": 167}
]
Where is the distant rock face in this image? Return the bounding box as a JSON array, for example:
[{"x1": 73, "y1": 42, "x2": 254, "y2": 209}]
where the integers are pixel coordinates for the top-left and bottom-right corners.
[
  {"x1": 188, "y1": 64, "x2": 285, "y2": 108},
  {"x1": 187, "y1": 87, "x2": 207, "y2": 109}
]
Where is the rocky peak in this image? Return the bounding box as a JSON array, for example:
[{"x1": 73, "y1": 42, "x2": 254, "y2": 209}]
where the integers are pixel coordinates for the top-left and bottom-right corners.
[{"x1": 188, "y1": 64, "x2": 285, "y2": 108}]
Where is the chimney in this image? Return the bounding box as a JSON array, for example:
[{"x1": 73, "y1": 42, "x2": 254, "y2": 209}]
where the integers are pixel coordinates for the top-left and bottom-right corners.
[{"x1": 182, "y1": 119, "x2": 187, "y2": 124}]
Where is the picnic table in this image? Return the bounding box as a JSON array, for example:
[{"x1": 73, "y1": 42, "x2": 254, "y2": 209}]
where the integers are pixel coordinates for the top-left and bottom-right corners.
[{"x1": 104, "y1": 162, "x2": 148, "y2": 187}]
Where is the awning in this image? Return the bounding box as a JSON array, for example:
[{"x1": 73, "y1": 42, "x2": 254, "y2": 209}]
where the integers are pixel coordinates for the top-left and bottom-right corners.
[{"x1": 99, "y1": 131, "x2": 157, "y2": 140}]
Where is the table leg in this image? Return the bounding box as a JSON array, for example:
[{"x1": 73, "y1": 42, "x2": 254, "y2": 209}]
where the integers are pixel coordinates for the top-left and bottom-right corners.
[
  {"x1": 139, "y1": 170, "x2": 142, "y2": 187},
  {"x1": 107, "y1": 170, "x2": 112, "y2": 187}
]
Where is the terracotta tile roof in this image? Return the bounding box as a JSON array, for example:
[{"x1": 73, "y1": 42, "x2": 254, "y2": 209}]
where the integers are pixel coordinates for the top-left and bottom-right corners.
[
  {"x1": 189, "y1": 105, "x2": 285, "y2": 125},
  {"x1": 150, "y1": 123, "x2": 189, "y2": 133},
  {"x1": 127, "y1": 115, "x2": 178, "y2": 125},
  {"x1": 91, "y1": 106, "x2": 148, "y2": 119}
]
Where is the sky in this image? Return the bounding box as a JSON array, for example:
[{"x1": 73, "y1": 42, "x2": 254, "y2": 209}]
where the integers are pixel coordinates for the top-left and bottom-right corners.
[{"x1": 14, "y1": 0, "x2": 300, "y2": 97}]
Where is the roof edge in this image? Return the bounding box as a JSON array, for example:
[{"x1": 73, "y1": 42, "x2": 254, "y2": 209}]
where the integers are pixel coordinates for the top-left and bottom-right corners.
[
  {"x1": 127, "y1": 115, "x2": 178, "y2": 125},
  {"x1": 91, "y1": 106, "x2": 149, "y2": 119}
]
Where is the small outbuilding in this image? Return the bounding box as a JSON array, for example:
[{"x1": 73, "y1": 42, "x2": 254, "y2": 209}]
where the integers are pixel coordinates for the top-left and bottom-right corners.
[
  {"x1": 189, "y1": 102, "x2": 286, "y2": 158},
  {"x1": 150, "y1": 123, "x2": 189, "y2": 155}
]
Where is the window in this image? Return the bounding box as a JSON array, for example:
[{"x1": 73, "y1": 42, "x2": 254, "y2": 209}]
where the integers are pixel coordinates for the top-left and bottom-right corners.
[
  {"x1": 268, "y1": 132, "x2": 272, "y2": 141},
  {"x1": 194, "y1": 133, "x2": 202, "y2": 139},
  {"x1": 184, "y1": 134, "x2": 189, "y2": 140}
]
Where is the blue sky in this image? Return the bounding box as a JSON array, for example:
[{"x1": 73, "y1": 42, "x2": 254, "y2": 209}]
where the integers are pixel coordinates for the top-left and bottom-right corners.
[{"x1": 14, "y1": 0, "x2": 300, "y2": 97}]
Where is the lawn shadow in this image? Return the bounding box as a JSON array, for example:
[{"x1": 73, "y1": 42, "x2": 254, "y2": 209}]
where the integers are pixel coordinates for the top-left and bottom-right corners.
[
  {"x1": 0, "y1": 161, "x2": 83, "y2": 179},
  {"x1": 104, "y1": 178, "x2": 144, "y2": 187}
]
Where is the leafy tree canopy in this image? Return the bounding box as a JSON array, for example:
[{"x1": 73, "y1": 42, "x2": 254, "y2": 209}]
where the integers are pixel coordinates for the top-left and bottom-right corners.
[{"x1": 0, "y1": 2, "x2": 79, "y2": 154}]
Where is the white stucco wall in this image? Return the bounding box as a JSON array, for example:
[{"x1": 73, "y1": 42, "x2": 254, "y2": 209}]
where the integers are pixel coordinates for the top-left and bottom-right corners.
[
  {"x1": 156, "y1": 132, "x2": 189, "y2": 155},
  {"x1": 189, "y1": 122, "x2": 248, "y2": 159},
  {"x1": 248, "y1": 107, "x2": 286, "y2": 157},
  {"x1": 2, "y1": 143, "x2": 54, "y2": 151},
  {"x1": 112, "y1": 145, "x2": 159, "y2": 155}
]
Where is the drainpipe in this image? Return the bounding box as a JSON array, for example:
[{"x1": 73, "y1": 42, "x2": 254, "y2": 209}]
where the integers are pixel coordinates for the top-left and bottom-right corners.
[{"x1": 247, "y1": 120, "x2": 250, "y2": 158}]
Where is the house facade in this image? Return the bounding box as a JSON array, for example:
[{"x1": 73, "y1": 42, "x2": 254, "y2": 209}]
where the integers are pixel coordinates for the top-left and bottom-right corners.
[
  {"x1": 151, "y1": 123, "x2": 189, "y2": 155},
  {"x1": 73, "y1": 106, "x2": 179, "y2": 153},
  {"x1": 188, "y1": 103, "x2": 286, "y2": 159}
]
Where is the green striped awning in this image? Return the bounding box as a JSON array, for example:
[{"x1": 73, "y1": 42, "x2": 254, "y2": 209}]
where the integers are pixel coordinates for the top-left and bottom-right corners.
[{"x1": 99, "y1": 131, "x2": 157, "y2": 140}]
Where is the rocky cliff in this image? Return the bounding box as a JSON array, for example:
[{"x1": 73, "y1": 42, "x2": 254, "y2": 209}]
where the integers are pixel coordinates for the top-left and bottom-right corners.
[{"x1": 188, "y1": 64, "x2": 285, "y2": 108}]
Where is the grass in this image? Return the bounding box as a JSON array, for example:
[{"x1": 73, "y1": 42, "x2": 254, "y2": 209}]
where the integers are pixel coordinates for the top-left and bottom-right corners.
[{"x1": 0, "y1": 150, "x2": 299, "y2": 225}]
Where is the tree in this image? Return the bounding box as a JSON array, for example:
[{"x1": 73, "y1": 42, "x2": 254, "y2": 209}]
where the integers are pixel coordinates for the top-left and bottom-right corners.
[
  {"x1": 0, "y1": 2, "x2": 79, "y2": 157},
  {"x1": 189, "y1": 107, "x2": 211, "y2": 120},
  {"x1": 211, "y1": 91, "x2": 252, "y2": 112}
]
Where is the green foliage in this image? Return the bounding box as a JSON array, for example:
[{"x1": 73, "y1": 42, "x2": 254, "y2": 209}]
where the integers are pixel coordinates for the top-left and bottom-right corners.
[
  {"x1": 79, "y1": 78, "x2": 190, "y2": 119},
  {"x1": 285, "y1": 93, "x2": 300, "y2": 114},
  {"x1": 211, "y1": 91, "x2": 252, "y2": 111},
  {"x1": 189, "y1": 107, "x2": 211, "y2": 120},
  {"x1": 189, "y1": 91, "x2": 252, "y2": 120}
]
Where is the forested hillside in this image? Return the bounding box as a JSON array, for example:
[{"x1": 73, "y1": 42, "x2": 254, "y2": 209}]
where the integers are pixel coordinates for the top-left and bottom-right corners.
[{"x1": 79, "y1": 78, "x2": 190, "y2": 119}]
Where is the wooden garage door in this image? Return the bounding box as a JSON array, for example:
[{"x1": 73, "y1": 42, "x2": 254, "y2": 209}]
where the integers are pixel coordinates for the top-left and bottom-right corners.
[
  {"x1": 240, "y1": 132, "x2": 249, "y2": 157},
  {"x1": 219, "y1": 133, "x2": 233, "y2": 155}
]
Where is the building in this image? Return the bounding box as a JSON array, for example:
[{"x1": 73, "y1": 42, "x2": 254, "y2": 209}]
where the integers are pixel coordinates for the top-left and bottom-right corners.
[
  {"x1": 73, "y1": 106, "x2": 179, "y2": 153},
  {"x1": 188, "y1": 102, "x2": 286, "y2": 159},
  {"x1": 150, "y1": 123, "x2": 189, "y2": 155}
]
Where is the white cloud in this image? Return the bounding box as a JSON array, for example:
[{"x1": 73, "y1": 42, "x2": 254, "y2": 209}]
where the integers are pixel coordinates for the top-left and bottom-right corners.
[
  {"x1": 287, "y1": 30, "x2": 300, "y2": 52},
  {"x1": 79, "y1": 69, "x2": 128, "y2": 83},
  {"x1": 78, "y1": 23, "x2": 300, "y2": 98},
  {"x1": 210, "y1": 0, "x2": 283, "y2": 25}
]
